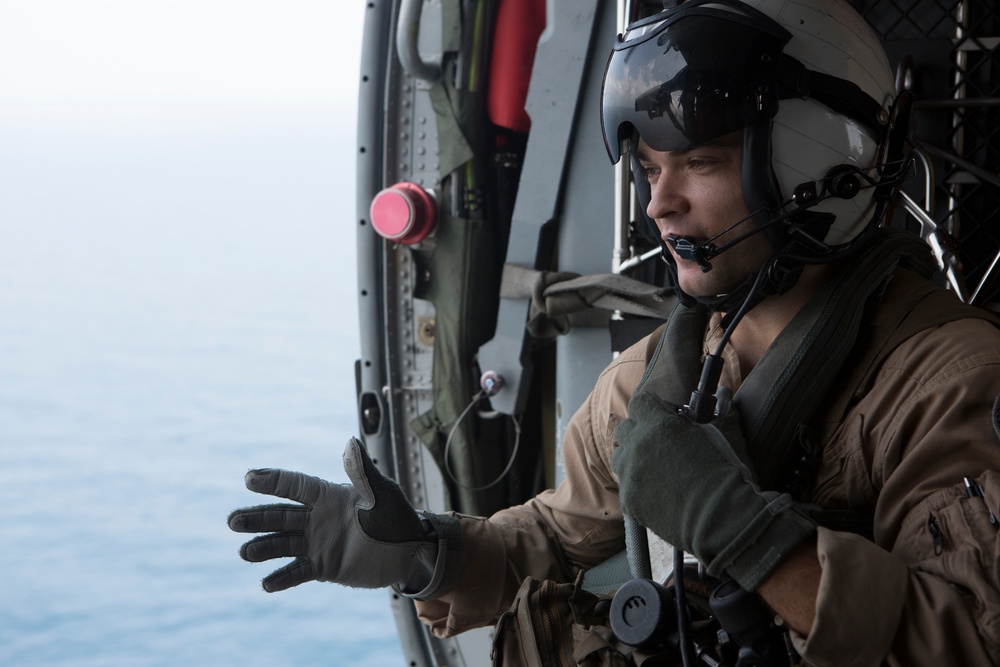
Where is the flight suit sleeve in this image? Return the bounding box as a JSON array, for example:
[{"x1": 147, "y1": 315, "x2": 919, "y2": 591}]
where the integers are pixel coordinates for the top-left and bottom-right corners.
[
  {"x1": 792, "y1": 319, "x2": 1000, "y2": 667},
  {"x1": 413, "y1": 338, "x2": 651, "y2": 637}
]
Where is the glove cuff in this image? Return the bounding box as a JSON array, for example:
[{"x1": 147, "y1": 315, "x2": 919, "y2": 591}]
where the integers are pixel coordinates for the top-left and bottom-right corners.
[
  {"x1": 397, "y1": 511, "x2": 465, "y2": 600},
  {"x1": 710, "y1": 494, "x2": 817, "y2": 592}
]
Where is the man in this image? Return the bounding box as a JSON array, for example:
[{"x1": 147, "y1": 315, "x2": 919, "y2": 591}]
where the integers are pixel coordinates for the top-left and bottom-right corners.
[{"x1": 229, "y1": 1, "x2": 1000, "y2": 664}]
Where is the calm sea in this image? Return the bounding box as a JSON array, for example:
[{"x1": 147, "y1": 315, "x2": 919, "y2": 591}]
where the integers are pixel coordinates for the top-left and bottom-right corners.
[{"x1": 0, "y1": 118, "x2": 406, "y2": 666}]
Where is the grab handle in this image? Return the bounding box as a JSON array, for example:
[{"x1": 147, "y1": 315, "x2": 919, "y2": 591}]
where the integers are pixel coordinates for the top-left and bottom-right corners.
[{"x1": 396, "y1": 0, "x2": 441, "y2": 82}]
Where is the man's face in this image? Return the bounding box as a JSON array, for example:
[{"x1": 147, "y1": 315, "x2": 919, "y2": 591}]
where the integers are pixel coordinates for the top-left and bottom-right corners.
[{"x1": 636, "y1": 133, "x2": 774, "y2": 300}]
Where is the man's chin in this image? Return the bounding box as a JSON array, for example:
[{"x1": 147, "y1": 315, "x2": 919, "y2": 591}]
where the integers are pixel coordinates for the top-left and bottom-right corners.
[
  {"x1": 676, "y1": 272, "x2": 724, "y2": 299},
  {"x1": 676, "y1": 262, "x2": 760, "y2": 298}
]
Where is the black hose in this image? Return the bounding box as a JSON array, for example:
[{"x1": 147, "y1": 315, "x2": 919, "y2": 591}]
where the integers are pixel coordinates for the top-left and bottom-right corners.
[{"x1": 674, "y1": 547, "x2": 697, "y2": 667}]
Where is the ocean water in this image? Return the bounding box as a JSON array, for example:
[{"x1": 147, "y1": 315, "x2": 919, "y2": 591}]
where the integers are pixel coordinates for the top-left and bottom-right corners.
[{"x1": 0, "y1": 119, "x2": 406, "y2": 666}]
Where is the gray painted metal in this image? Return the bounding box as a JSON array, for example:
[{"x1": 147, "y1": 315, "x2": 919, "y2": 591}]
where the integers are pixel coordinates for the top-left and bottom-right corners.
[
  {"x1": 357, "y1": 1, "x2": 493, "y2": 664},
  {"x1": 356, "y1": 0, "x2": 392, "y2": 483},
  {"x1": 550, "y1": 0, "x2": 620, "y2": 484},
  {"x1": 396, "y1": 0, "x2": 442, "y2": 82},
  {"x1": 476, "y1": 0, "x2": 603, "y2": 417}
]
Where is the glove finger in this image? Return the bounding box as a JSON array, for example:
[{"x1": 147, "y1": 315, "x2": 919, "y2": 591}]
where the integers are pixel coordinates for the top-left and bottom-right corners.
[
  {"x1": 238, "y1": 532, "x2": 309, "y2": 563},
  {"x1": 243, "y1": 468, "x2": 328, "y2": 507},
  {"x1": 261, "y1": 557, "x2": 317, "y2": 593},
  {"x1": 228, "y1": 504, "x2": 309, "y2": 533},
  {"x1": 342, "y1": 437, "x2": 380, "y2": 509}
]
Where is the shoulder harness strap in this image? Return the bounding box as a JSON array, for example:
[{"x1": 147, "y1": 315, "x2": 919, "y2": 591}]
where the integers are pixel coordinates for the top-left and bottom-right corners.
[{"x1": 735, "y1": 229, "x2": 933, "y2": 491}]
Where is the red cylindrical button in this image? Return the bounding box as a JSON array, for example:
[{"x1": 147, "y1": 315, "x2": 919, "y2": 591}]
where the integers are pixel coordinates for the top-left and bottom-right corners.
[{"x1": 369, "y1": 182, "x2": 436, "y2": 244}]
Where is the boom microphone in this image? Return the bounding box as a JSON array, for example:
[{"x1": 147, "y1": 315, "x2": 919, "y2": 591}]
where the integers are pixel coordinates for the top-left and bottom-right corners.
[{"x1": 666, "y1": 235, "x2": 718, "y2": 272}]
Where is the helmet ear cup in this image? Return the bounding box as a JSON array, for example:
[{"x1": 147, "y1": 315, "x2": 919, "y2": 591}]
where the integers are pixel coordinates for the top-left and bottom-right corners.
[
  {"x1": 761, "y1": 0, "x2": 896, "y2": 248},
  {"x1": 826, "y1": 166, "x2": 863, "y2": 200}
]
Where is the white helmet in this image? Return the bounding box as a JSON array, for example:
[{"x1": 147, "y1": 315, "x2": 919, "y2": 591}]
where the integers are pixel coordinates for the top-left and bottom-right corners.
[{"x1": 601, "y1": 0, "x2": 907, "y2": 279}]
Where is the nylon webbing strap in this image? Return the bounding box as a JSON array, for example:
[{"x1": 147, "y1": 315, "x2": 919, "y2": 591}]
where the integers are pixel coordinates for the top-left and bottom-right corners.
[
  {"x1": 736, "y1": 228, "x2": 933, "y2": 490},
  {"x1": 499, "y1": 263, "x2": 676, "y2": 338},
  {"x1": 617, "y1": 302, "x2": 706, "y2": 585},
  {"x1": 634, "y1": 300, "x2": 708, "y2": 403}
]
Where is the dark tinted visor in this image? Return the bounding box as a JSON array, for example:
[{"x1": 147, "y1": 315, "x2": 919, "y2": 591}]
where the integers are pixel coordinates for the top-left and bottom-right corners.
[{"x1": 601, "y1": 2, "x2": 791, "y2": 162}]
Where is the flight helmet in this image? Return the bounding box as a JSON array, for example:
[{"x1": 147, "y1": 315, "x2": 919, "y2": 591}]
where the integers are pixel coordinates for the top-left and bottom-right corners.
[{"x1": 600, "y1": 0, "x2": 907, "y2": 308}]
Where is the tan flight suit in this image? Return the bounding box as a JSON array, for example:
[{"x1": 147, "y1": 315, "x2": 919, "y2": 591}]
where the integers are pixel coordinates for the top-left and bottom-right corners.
[{"x1": 415, "y1": 267, "x2": 1000, "y2": 666}]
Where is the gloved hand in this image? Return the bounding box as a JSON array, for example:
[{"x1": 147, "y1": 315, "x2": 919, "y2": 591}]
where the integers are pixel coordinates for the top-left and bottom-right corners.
[
  {"x1": 611, "y1": 393, "x2": 815, "y2": 592},
  {"x1": 228, "y1": 437, "x2": 463, "y2": 597}
]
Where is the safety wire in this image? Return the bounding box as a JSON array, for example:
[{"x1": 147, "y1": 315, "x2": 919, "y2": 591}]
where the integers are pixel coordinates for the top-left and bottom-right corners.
[
  {"x1": 443, "y1": 389, "x2": 522, "y2": 491},
  {"x1": 674, "y1": 546, "x2": 697, "y2": 667}
]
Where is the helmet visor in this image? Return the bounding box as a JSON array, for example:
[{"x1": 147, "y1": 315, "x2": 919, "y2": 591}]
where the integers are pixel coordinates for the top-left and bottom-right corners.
[{"x1": 601, "y1": 2, "x2": 791, "y2": 162}]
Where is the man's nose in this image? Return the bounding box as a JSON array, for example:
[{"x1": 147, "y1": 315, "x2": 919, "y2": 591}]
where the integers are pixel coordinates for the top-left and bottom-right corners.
[{"x1": 645, "y1": 172, "x2": 688, "y2": 221}]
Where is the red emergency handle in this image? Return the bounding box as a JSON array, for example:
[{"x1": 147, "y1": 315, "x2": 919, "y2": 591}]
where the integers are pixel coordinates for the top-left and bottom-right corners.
[{"x1": 488, "y1": 0, "x2": 546, "y2": 133}]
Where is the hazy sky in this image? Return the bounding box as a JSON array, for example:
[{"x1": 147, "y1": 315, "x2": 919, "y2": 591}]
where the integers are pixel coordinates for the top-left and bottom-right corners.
[
  {"x1": 0, "y1": 1, "x2": 365, "y2": 127},
  {"x1": 0, "y1": 1, "x2": 369, "y2": 312}
]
